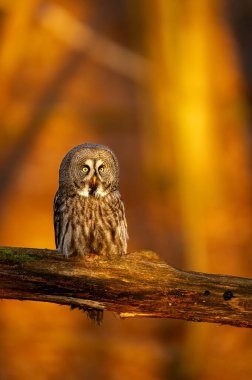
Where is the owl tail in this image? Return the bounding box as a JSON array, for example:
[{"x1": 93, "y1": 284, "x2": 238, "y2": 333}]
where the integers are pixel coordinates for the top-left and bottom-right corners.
[
  {"x1": 86, "y1": 308, "x2": 104, "y2": 325},
  {"x1": 69, "y1": 304, "x2": 103, "y2": 325}
]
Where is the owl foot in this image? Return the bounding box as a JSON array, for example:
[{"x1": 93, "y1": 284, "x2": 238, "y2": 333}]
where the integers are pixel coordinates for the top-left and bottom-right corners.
[{"x1": 85, "y1": 252, "x2": 99, "y2": 261}]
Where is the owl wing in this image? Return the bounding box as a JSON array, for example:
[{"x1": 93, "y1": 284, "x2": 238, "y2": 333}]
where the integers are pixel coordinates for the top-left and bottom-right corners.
[
  {"x1": 53, "y1": 190, "x2": 61, "y2": 249},
  {"x1": 118, "y1": 200, "x2": 129, "y2": 254}
]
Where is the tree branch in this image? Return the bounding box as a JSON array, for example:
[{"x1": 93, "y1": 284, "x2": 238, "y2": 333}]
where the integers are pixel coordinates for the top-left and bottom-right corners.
[{"x1": 0, "y1": 246, "x2": 252, "y2": 327}]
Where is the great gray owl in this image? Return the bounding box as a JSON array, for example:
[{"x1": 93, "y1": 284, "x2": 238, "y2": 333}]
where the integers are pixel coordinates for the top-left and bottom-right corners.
[
  {"x1": 54, "y1": 143, "x2": 128, "y2": 259},
  {"x1": 54, "y1": 143, "x2": 128, "y2": 323}
]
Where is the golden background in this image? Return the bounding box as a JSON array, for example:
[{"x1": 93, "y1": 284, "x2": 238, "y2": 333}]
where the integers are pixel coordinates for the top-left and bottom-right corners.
[{"x1": 0, "y1": 1, "x2": 252, "y2": 379}]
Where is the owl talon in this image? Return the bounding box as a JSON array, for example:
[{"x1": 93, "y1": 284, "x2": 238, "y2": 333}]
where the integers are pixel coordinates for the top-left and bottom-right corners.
[{"x1": 85, "y1": 252, "x2": 99, "y2": 261}]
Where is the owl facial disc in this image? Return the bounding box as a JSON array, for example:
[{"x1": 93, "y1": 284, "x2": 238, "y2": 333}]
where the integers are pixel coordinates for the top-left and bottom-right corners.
[{"x1": 59, "y1": 143, "x2": 120, "y2": 198}]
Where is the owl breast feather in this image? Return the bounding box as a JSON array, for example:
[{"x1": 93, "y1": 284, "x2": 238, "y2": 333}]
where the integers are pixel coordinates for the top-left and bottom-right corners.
[{"x1": 54, "y1": 190, "x2": 128, "y2": 258}]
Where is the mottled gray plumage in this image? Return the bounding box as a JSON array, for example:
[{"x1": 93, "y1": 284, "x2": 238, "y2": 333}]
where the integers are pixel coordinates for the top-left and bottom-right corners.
[
  {"x1": 54, "y1": 143, "x2": 128, "y2": 323},
  {"x1": 54, "y1": 143, "x2": 128, "y2": 259}
]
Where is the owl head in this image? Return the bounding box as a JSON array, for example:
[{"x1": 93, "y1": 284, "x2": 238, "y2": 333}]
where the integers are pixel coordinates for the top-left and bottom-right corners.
[{"x1": 59, "y1": 143, "x2": 119, "y2": 197}]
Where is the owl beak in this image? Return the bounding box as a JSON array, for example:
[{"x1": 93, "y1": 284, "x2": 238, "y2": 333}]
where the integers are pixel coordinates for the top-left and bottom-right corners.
[{"x1": 90, "y1": 175, "x2": 97, "y2": 187}]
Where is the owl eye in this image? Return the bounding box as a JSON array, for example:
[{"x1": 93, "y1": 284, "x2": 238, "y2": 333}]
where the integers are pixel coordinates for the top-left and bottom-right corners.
[
  {"x1": 98, "y1": 165, "x2": 105, "y2": 173},
  {"x1": 82, "y1": 165, "x2": 90, "y2": 174}
]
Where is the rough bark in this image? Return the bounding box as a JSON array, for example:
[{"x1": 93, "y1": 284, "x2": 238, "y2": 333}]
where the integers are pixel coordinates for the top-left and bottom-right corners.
[{"x1": 0, "y1": 246, "x2": 252, "y2": 327}]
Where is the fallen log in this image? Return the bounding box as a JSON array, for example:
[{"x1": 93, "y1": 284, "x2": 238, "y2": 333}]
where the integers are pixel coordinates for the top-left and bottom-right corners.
[{"x1": 0, "y1": 247, "x2": 251, "y2": 327}]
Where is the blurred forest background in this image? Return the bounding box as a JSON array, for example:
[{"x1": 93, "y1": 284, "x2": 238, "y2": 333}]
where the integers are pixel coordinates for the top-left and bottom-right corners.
[{"x1": 0, "y1": 0, "x2": 252, "y2": 379}]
